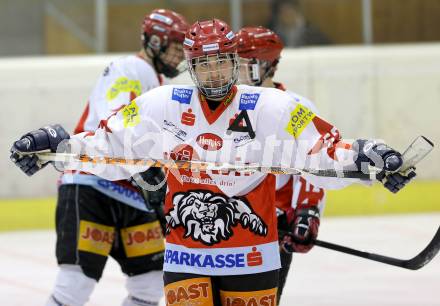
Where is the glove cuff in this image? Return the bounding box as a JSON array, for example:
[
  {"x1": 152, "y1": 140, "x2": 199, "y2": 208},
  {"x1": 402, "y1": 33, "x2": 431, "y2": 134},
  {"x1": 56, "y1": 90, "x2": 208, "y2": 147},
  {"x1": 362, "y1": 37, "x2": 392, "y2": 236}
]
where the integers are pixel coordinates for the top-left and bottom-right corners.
[
  {"x1": 295, "y1": 207, "x2": 320, "y2": 221},
  {"x1": 353, "y1": 139, "x2": 403, "y2": 173}
]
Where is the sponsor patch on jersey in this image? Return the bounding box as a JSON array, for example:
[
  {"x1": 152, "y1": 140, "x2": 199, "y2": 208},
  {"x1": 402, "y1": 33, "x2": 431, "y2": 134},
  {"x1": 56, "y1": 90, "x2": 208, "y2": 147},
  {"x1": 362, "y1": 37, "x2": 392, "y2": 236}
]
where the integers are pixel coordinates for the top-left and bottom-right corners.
[
  {"x1": 163, "y1": 119, "x2": 187, "y2": 140},
  {"x1": 122, "y1": 99, "x2": 140, "y2": 127},
  {"x1": 220, "y1": 288, "x2": 277, "y2": 306},
  {"x1": 172, "y1": 88, "x2": 193, "y2": 104},
  {"x1": 285, "y1": 103, "x2": 316, "y2": 138},
  {"x1": 165, "y1": 277, "x2": 213, "y2": 306},
  {"x1": 239, "y1": 93, "x2": 260, "y2": 110},
  {"x1": 179, "y1": 174, "x2": 235, "y2": 187},
  {"x1": 164, "y1": 246, "x2": 263, "y2": 269},
  {"x1": 233, "y1": 134, "x2": 254, "y2": 147},
  {"x1": 78, "y1": 221, "x2": 115, "y2": 256},
  {"x1": 120, "y1": 221, "x2": 165, "y2": 257},
  {"x1": 167, "y1": 144, "x2": 200, "y2": 161},
  {"x1": 196, "y1": 133, "x2": 223, "y2": 151},
  {"x1": 96, "y1": 179, "x2": 145, "y2": 205},
  {"x1": 181, "y1": 108, "x2": 196, "y2": 126},
  {"x1": 106, "y1": 77, "x2": 141, "y2": 101}
]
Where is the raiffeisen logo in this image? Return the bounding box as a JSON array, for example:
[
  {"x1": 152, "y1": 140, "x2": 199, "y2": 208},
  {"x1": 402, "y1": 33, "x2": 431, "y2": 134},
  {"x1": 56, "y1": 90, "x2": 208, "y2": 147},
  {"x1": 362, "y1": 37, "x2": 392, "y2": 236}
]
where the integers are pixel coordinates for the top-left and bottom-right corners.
[{"x1": 196, "y1": 133, "x2": 223, "y2": 151}]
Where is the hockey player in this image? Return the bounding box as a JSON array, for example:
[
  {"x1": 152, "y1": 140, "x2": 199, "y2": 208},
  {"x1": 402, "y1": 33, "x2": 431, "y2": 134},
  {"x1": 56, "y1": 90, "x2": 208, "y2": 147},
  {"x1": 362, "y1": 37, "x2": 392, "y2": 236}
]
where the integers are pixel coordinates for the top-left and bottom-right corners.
[
  {"x1": 11, "y1": 19, "x2": 416, "y2": 306},
  {"x1": 18, "y1": 9, "x2": 188, "y2": 306},
  {"x1": 237, "y1": 26, "x2": 325, "y2": 302}
]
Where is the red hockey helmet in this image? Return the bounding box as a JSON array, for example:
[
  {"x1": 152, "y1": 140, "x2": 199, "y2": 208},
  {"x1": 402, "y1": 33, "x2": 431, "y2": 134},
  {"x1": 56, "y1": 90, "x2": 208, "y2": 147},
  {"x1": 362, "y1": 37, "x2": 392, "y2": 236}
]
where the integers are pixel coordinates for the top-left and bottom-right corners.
[
  {"x1": 236, "y1": 26, "x2": 283, "y2": 86},
  {"x1": 142, "y1": 9, "x2": 188, "y2": 48},
  {"x1": 183, "y1": 19, "x2": 237, "y2": 58},
  {"x1": 236, "y1": 26, "x2": 283, "y2": 62},
  {"x1": 141, "y1": 9, "x2": 189, "y2": 77},
  {"x1": 184, "y1": 19, "x2": 239, "y2": 99}
]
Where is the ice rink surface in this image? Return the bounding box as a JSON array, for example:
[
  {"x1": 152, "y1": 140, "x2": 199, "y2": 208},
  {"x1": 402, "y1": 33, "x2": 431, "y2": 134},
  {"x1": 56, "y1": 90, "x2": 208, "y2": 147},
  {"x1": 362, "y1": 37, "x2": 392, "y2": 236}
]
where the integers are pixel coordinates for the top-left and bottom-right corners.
[{"x1": 0, "y1": 213, "x2": 439, "y2": 306}]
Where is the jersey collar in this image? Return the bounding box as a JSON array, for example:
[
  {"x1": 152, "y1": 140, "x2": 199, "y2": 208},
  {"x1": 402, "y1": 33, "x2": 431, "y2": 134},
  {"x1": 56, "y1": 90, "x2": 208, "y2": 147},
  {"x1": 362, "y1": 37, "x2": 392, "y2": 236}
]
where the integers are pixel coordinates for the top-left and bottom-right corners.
[{"x1": 199, "y1": 85, "x2": 238, "y2": 125}]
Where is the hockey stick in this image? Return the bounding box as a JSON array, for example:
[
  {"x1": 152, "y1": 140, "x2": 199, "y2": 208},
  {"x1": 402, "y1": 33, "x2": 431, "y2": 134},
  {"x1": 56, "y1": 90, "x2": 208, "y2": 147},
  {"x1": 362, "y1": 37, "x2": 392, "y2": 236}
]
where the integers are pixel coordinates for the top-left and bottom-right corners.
[
  {"x1": 37, "y1": 152, "x2": 373, "y2": 179},
  {"x1": 311, "y1": 136, "x2": 437, "y2": 270},
  {"x1": 314, "y1": 226, "x2": 440, "y2": 270},
  {"x1": 34, "y1": 136, "x2": 433, "y2": 179}
]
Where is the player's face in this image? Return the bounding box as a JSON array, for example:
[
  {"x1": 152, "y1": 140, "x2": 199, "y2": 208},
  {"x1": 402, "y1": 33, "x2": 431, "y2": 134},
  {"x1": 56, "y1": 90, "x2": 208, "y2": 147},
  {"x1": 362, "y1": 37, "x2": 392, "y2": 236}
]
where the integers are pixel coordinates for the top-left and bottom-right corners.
[
  {"x1": 193, "y1": 54, "x2": 234, "y2": 88},
  {"x1": 160, "y1": 41, "x2": 185, "y2": 68}
]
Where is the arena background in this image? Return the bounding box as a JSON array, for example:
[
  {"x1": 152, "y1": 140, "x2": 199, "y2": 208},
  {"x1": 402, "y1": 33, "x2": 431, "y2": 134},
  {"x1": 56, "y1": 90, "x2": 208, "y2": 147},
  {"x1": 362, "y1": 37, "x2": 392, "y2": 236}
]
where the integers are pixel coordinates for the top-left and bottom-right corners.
[
  {"x1": 0, "y1": 1, "x2": 439, "y2": 305},
  {"x1": 1, "y1": 0, "x2": 440, "y2": 229}
]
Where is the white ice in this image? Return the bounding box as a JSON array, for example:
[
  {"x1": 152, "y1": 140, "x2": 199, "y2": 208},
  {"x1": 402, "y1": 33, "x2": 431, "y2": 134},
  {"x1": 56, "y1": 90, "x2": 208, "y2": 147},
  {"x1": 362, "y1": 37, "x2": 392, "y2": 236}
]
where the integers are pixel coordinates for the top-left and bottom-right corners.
[{"x1": 0, "y1": 213, "x2": 438, "y2": 306}]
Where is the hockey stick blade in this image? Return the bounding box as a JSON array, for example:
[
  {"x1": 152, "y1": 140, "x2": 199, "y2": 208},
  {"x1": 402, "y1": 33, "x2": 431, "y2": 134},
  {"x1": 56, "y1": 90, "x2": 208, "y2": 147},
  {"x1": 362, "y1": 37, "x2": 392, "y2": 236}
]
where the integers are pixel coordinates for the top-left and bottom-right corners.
[
  {"x1": 314, "y1": 226, "x2": 440, "y2": 270},
  {"x1": 399, "y1": 135, "x2": 434, "y2": 172}
]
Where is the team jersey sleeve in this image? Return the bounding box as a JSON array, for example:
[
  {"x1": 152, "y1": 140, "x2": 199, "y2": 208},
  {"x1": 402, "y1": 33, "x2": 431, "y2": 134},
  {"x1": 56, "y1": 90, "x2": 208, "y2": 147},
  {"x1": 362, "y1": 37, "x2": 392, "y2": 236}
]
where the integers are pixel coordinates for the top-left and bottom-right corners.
[
  {"x1": 63, "y1": 87, "x2": 166, "y2": 181},
  {"x1": 81, "y1": 57, "x2": 160, "y2": 133},
  {"x1": 284, "y1": 103, "x2": 361, "y2": 189},
  {"x1": 258, "y1": 90, "x2": 362, "y2": 190}
]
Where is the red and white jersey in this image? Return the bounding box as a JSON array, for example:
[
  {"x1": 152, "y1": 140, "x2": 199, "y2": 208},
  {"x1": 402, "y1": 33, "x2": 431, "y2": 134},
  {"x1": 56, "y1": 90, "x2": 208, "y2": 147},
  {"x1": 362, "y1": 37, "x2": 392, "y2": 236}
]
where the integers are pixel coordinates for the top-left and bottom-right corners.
[
  {"x1": 75, "y1": 54, "x2": 163, "y2": 133},
  {"x1": 274, "y1": 82, "x2": 326, "y2": 215},
  {"x1": 61, "y1": 54, "x2": 163, "y2": 211},
  {"x1": 66, "y1": 84, "x2": 361, "y2": 276}
]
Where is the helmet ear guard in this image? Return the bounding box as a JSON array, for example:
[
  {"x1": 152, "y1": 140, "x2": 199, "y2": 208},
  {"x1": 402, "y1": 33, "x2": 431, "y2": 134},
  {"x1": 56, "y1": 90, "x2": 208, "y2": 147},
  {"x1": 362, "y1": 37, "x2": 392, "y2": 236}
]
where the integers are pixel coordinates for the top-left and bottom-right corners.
[
  {"x1": 147, "y1": 34, "x2": 163, "y2": 51},
  {"x1": 249, "y1": 59, "x2": 261, "y2": 83},
  {"x1": 236, "y1": 26, "x2": 283, "y2": 85},
  {"x1": 239, "y1": 57, "x2": 277, "y2": 86}
]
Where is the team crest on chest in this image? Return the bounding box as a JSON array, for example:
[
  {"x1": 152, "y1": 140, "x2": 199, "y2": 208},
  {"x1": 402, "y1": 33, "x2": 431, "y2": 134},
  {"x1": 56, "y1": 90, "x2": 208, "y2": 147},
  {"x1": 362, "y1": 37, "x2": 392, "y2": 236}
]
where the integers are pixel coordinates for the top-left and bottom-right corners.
[{"x1": 165, "y1": 191, "x2": 267, "y2": 246}]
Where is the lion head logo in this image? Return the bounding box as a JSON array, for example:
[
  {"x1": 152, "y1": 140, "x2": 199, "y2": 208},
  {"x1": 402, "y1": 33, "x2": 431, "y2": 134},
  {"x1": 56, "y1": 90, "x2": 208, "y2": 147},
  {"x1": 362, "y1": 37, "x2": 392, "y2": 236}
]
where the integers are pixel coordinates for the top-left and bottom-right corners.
[{"x1": 165, "y1": 190, "x2": 267, "y2": 245}]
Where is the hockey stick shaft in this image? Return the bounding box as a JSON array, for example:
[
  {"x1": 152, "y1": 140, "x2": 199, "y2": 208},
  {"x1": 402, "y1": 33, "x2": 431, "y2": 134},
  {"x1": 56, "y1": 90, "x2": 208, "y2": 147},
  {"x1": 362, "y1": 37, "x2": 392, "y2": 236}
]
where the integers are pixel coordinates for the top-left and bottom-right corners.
[
  {"x1": 34, "y1": 135, "x2": 433, "y2": 178},
  {"x1": 35, "y1": 151, "x2": 375, "y2": 179},
  {"x1": 314, "y1": 226, "x2": 440, "y2": 270}
]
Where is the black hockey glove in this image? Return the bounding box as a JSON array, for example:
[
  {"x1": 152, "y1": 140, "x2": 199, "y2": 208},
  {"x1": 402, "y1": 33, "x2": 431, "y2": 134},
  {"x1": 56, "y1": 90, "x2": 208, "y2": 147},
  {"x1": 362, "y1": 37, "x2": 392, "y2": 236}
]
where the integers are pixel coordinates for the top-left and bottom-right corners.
[
  {"x1": 353, "y1": 139, "x2": 416, "y2": 193},
  {"x1": 10, "y1": 124, "x2": 70, "y2": 176},
  {"x1": 132, "y1": 167, "x2": 167, "y2": 233}
]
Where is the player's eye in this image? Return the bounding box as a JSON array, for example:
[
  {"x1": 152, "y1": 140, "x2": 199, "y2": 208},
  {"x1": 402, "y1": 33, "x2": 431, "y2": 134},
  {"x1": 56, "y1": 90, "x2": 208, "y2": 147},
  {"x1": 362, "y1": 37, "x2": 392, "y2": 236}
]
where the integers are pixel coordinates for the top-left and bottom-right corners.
[{"x1": 218, "y1": 58, "x2": 227, "y2": 65}]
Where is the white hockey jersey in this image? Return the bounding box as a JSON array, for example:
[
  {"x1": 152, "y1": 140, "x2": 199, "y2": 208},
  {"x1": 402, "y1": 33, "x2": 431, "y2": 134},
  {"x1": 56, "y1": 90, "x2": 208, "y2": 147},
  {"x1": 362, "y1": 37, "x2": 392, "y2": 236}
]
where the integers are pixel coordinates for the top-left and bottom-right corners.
[
  {"x1": 274, "y1": 83, "x2": 326, "y2": 214},
  {"x1": 60, "y1": 54, "x2": 163, "y2": 211},
  {"x1": 65, "y1": 84, "x2": 361, "y2": 276}
]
